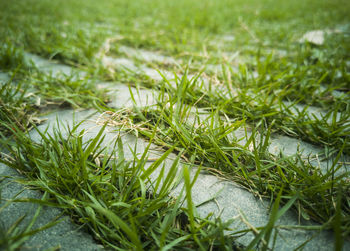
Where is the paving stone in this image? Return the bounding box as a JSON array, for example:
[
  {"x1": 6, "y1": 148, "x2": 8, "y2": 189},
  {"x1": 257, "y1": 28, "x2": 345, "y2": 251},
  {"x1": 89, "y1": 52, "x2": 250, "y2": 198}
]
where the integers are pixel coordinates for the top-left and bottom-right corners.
[
  {"x1": 300, "y1": 30, "x2": 326, "y2": 45},
  {"x1": 0, "y1": 72, "x2": 10, "y2": 83},
  {"x1": 298, "y1": 29, "x2": 342, "y2": 45},
  {"x1": 139, "y1": 66, "x2": 175, "y2": 82},
  {"x1": 102, "y1": 56, "x2": 138, "y2": 71},
  {"x1": 265, "y1": 48, "x2": 288, "y2": 58},
  {"x1": 268, "y1": 134, "x2": 350, "y2": 175},
  {"x1": 101, "y1": 54, "x2": 176, "y2": 84},
  {"x1": 97, "y1": 81, "x2": 158, "y2": 108},
  {"x1": 221, "y1": 34, "x2": 236, "y2": 42},
  {"x1": 29, "y1": 109, "x2": 146, "y2": 160},
  {"x1": 284, "y1": 101, "x2": 349, "y2": 129},
  {"x1": 233, "y1": 119, "x2": 349, "y2": 175},
  {"x1": 118, "y1": 46, "x2": 177, "y2": 65},
  {"x1": 25, "y1": 53, "x2": 87, "y2": 79},
  {"x1": 0, "y1": 163, "x2": 104, "y2": 251},
  {"x1": 317, "y1": 85, "x2": 349, "y2": 99}
]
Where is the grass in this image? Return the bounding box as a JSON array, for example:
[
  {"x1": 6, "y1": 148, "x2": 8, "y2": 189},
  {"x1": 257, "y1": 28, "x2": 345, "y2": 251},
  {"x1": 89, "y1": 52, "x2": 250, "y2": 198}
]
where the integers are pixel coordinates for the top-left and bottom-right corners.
[
  {"x1": 0, "y1": 121, "x2": 246, "y2": 250},
  {"x1": 26, "y1": 71, "x2": 109, "y2": 109},
  {"x1": 0, "y1": 72, "x2": 37, "y2": 136},
  {"x1": 0, "y1": 43, "x2": 32, "y2": 72},
  {"x1": 0, "y1": 71, "x2": 107, "y2": 136},
  {"x1": 0, "y1": 0, "x2": 350, "y2": 249},
  {"x1": 105, "y1": 74, "x2": 350, "y2": 228},
  {"x1": 0, "y1": 42, "x2": 109, "y2": 136}
]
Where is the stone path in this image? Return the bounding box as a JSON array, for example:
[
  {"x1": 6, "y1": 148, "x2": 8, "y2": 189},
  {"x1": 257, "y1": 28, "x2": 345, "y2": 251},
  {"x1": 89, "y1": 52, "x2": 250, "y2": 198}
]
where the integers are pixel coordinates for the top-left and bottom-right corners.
[{"x1": 1, "y1": 42, "x2": 349, "y2": 250}]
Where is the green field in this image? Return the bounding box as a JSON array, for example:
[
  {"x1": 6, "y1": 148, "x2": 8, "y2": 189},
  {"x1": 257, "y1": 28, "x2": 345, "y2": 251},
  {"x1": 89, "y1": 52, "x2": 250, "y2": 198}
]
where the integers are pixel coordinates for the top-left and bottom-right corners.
[{"x1": 1, "y1": 0, "x2": 350, "y2": 250}]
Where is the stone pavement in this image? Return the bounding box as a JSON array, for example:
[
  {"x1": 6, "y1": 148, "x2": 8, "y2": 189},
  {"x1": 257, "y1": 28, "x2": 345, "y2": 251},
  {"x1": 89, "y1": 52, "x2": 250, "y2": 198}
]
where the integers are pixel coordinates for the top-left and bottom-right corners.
[{"x1": 1, "y1": 42, "x2": 349, "y2": 250}]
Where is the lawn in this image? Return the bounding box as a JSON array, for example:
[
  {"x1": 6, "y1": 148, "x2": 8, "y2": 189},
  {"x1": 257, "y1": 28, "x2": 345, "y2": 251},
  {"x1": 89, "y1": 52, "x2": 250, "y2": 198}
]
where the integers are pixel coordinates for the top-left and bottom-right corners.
[{"x1": 0, "y1": 0, "x2": 350, "y2": 250}]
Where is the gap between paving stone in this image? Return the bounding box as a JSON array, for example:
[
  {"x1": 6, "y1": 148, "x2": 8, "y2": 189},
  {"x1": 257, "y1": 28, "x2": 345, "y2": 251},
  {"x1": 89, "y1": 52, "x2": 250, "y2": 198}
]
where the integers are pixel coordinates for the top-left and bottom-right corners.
[{"x1": 26, "y1": 108, "x2": 349, "y2": 250}]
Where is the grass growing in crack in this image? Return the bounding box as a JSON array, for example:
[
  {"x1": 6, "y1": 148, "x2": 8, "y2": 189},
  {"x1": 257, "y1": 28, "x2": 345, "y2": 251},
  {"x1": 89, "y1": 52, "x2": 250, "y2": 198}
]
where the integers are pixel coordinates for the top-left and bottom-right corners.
[
  {"x1": 0, "y1": 73, "x2": 38, "y2": 135},
  {"x1": 26, "y1": 71, "x2": 109, "y2": 109},
  {"x1": 103, "y1": 75, "x2": 350, "y2": 238},
  {"x1": 154, "y1": 69, "x2": 350, "y2": 156},
  {"x1": 0, "y1": 121, "x2": 245, "y2": 250},
  {"x1": 2, "y1": 19, "x2": 108, "y2": 68},
  {"x1": 0, "y1": 41, "x2": 109, "y2": 115},
  {"x1": 0, "y1": 69, "x2": 108, "y2": 136},
  {"x1": 0, "y1": 43, "x2": 32, "y2": 72}
]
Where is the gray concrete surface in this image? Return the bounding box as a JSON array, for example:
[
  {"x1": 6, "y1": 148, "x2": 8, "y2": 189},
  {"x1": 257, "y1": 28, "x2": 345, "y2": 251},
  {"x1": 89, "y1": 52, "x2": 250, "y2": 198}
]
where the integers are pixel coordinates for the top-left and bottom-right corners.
[{"x1": 0, "y1": 164, "x2": 104, "y2": 251}]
